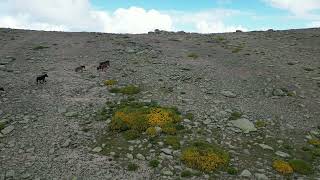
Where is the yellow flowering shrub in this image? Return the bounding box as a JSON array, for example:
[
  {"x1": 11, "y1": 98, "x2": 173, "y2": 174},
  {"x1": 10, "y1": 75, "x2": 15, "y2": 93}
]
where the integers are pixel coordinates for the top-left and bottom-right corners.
[
  {"x1": 104, "y1": 80, "x2": 117, "y2": 86},
  {"x1": 110, "y1": 103, "x2": 181, "y2": 135},
  {"x1": 148, "y1": 108, "x2": 181, "y2": 127},
  {"x1": 272, "y1": 160, "x2": 293, "y2": 175},
  {"x1": 308, "y1": 139, "x2": 320, "y2": 147},
  {"x1": 181, "y1": 141, "x2": 229, "y2": 172}
]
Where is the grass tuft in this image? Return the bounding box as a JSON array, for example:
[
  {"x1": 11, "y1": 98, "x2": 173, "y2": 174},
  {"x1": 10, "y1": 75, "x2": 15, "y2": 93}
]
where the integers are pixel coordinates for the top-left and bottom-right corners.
[
  {"x1": 187, "y1": 53, "x2": 199, "y2": 59},
  {"x1": 128, "y1": 163, "x2": 139, "y2": 171},
  {"x1": 149, "y1": 159, "x2": 160, "y2": 168}
]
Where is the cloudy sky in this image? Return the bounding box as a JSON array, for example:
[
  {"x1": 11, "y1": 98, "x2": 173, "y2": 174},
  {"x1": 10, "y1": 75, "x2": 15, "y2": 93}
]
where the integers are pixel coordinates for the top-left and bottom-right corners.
[{"x1": 0, "y1": 0, "x2": 320, "y2": 34}]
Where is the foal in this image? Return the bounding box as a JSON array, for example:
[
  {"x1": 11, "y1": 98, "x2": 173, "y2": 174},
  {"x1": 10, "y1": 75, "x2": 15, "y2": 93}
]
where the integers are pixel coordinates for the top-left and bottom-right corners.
[
  {"x1": 36, "y1": 74, "x2": 48, "y2": 84},
  {"x1": 97, "y1": 61, "x2": 110, "y2": 71},
  {"x1": 97, "y1": 64, "x2": 108, "y2": 71},
  {"x1": 75, "y1": 65, "x2": 85, "y2": 72}
]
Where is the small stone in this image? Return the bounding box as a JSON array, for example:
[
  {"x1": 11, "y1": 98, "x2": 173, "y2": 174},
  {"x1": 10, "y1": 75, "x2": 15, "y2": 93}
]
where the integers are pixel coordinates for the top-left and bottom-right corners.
[
  {"x1": 162, "y1": 169, "x2": 173, "y2": 176},
  {"x1": 61, "y1": 139, "x2": 71, "y2": 148},
  {"x1": 126, "y1": 153, "x2": 133, "y2": 160},
  {"x1": 64, "y1": 111, "x2": 77, "y2": 117},
  {"x1": 240, "y1": 169, "x2": 252, "y2": 177},
  {"x1": 272, "y1": 89, "x2": 286, "y2": 96},
  {"x1": 221, "y1": 90, "x2": 237, "y2": 98},
  {"x1": 6, "y1": 170, "x2": 15, "y2": 178},
  {"x1": 275, "y1": 151, "x2": 290, "y2": 158},
  {"x1": 183, "y1": 119, "x2": 191, "y2": 123},
  {"x1": 1, "y1": 125, "x2": 14, "y2": 135},
  {"x1": 92, "y1": 147, "x2": 102, "y2": 153},
  {"x1": 155, "y1": 126, "x2": 162, "y2": 134},
  {"x1": 21, "y1": 173, "x2": 31, "y2": 179},
  {"x1": 161, "y1": 148, "x2": 173, "y2": 155},
  {"x1": 136, "y1": 153, "x2": 145, "y2": 160},
  {"x1": 26, "y1": 147, "x2": 35, "y2": 153},
  {"x1": 259, "y1": 144, "x2": 274, "y2": 151},
  {"x1": 49, "y1": 148, "x2": 55, "y2": 154},
  {"x1": 254, "y1": 173, "x2": 269, "y2": 180},
  {"x1": 203, "y1": 119, "x2": 211, "y2": 125},
  {"x1": 110, "y1": 152, "x2": 116, "y2": 156}
]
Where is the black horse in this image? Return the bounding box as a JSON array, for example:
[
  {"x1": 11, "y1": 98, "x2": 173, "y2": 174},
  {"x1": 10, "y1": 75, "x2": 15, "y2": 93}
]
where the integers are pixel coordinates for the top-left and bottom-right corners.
[
  {"x1": 75, "y1": 65, "x2": 85, "y2": 72},
  {"x1": 36, "y1": 74, "x2": 48, "y2": 84},
  {"x1": 0, "y1": 87, "x2": 4, "y2": 91}
]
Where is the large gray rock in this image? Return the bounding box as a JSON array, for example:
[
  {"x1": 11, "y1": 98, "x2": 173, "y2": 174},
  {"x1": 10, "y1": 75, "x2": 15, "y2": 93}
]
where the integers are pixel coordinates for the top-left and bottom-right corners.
[
  {"x1": 92, "y1": 147, "x2": 102, "y2": 153},
  {"x1": 1, "y1": 125, "x2": 14, "y2": 135},
  {"x1": 259, "y1": 144, "x2": 274, "y2": 151},
  {"x1": 231, "y1": 118, "x2": 257, "y2": 133},
  {"x1": 221, "y1": 90, "x2": 237, "y2": 98},
  {"x1": 254, "y1": 173, "x2": 269, "y2": 180},
  {"x1": 275, "y1": 151, "x2": 290, "y2": 158},
  {"x1": 240, "y1": 169, "x2": 252, "y2": 177}
]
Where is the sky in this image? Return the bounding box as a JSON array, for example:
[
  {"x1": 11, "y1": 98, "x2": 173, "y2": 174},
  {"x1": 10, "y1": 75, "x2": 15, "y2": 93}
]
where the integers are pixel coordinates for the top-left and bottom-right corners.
[{"x1": 0, "y1": 0, "x2": 320, "y2": 34}]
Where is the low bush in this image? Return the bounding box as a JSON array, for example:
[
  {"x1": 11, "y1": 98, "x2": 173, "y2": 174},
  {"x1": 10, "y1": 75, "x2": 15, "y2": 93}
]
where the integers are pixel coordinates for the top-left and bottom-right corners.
[
  {"x1": 289, "y1": 159, "x2": 313, "y2": 175},
  {"x1": 272, "y1": 160, "x2": 293, "y2": 175},
  {"x1": 181, "y1": 141, "x2": 229, "y2": 172}
]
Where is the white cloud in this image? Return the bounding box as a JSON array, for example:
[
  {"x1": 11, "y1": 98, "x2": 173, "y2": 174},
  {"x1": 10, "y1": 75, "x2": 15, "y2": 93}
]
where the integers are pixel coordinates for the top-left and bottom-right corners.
[
  {"x1": 0, "y1": 0, "x2": 247, "y2": 33},
  {"x1": 105, "y1": 7, "x2": 173, "y2": 33},
  {"x1": 263, "y1": 0, "x2": 320, "y2": 15},
  {"x1": 169, "y1": 9, "x2": 248, "y2": 33},
  {"x1": 308, "y1": 21, "x2": 320, "y2": 27},
  {"x1": 195, "y1": 21, "x2": 247, "y2": 33}
]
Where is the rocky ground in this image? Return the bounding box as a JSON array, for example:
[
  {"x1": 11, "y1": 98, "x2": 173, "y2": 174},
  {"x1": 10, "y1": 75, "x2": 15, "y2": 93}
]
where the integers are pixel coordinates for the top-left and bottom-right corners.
[{"x1": 0, "y1": 28, "x2": 320, "y2": 179}]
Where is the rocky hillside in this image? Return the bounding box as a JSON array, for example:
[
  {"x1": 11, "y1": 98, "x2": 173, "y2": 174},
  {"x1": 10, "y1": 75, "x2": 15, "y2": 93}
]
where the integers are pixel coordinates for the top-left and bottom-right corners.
[{"x1": 0, "y1": 28, "x2": 319, "y2": 179}]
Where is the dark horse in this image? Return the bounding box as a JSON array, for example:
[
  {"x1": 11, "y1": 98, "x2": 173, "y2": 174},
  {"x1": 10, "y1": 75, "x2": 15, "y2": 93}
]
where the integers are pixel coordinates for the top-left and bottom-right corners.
[
  {"x1": 0, "y1": 87, "x2": 4, "y2": 91},
  {"x1": 97, "y1": 61, "x2": 110, "y2": 71},
  {"x1": 75, "y1": 65, "x2": 85, "y2": 72},
  {"x1": 36, "y1": 74, "x2": 48, "y2": 84}
]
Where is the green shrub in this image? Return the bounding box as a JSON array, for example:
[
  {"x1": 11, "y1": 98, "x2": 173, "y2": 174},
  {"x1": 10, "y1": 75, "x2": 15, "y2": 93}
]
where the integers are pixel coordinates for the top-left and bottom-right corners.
[
  {"x1": 181, "y1": 170, "x2": 193, "y2": 177},
  {"x1": 232, "y1": 47, "x2": 242, "y2": 53},
  {"x1": 149, "y1": 159, "x2": 160, "y2": 168},
  {"x1": 229, "y1": 111, "x2": 243, "y2": 120},
  {"x1": 227, "y1": 167, "x2": 238, "y2": 175},
  {"x1": 312, "y1": 148, "x2": 320, "y2": 157},
  {"x1": 128, "y1": 163, "x2": 139, "y2": 171},
  {"x1": 124, "y1": 129, "x2": 140, "y2": 140},
  {"x1": 109, "y1": 88, "x2": 121, "y2": 93},
  {"x1": 0, "y1": 122, "x2": 5, "y2": 131},
  {"x1": 165, "y1": 136, "x2": 180, "y2": 149},
  {"x1": 289, "y1": 159, "x2": 313, "y2": 175},
  {"x1": 119, "y1": 85, "x2": 140, "y2": 95},
  {"x1": 185, "y1": 113, "x2": 194, "y2": 120},
  {"x1": 33, "y1": 45, "x2": 49, "y2": 50},
  {"x1": 255, "y1": 120, "x2": 267, "y2": 128},
  {"x1": 109, "y1": 85, "x2": 140, "y2": 95},
  {"x1": 187, "y1": 53, "x2": 199, "y2": 59}
]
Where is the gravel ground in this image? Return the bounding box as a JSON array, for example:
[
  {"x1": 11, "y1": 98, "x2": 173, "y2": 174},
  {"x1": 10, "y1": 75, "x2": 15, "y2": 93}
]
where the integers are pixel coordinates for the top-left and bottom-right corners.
[{"x1": 0, "y1": 28, "x2": 319, "y2": 179}]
